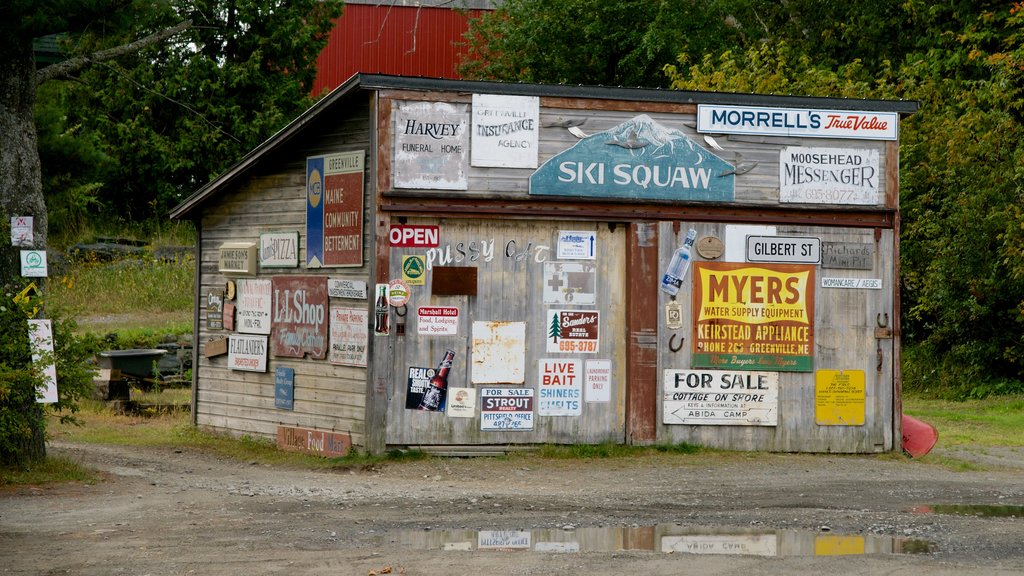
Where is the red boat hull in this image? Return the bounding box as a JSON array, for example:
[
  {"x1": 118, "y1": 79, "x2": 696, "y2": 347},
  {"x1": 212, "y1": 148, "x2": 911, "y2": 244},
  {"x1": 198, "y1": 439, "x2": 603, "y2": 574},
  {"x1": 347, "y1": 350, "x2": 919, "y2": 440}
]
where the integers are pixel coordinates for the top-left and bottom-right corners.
[{"x1": 902, "y1": 414, "x2": 938, "y2": 457}]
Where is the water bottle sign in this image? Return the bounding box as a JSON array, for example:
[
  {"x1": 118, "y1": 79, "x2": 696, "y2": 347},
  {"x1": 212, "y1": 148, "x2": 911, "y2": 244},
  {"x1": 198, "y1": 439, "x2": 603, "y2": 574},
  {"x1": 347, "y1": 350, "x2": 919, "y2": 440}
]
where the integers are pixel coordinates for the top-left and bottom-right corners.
[{"x1": 659, "y1": 228, "x2": 698, "y2": 296}]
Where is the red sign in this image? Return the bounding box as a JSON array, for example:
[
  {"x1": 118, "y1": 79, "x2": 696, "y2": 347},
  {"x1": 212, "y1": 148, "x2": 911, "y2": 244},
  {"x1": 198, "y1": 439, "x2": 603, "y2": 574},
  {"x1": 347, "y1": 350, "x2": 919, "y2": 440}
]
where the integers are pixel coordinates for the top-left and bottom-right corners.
[
  {"x1": 271, "y1": 276, "x2": 328, "y2": 359},
  {"x1": 389, "y1": 225, "x2": 439, "y2": 247},
  {"x1": 323, "y1": 168, "x2": 363, "y2": 266},
  {"x1": 277, "y1": 425, "x2": 351, "y2": 457}
]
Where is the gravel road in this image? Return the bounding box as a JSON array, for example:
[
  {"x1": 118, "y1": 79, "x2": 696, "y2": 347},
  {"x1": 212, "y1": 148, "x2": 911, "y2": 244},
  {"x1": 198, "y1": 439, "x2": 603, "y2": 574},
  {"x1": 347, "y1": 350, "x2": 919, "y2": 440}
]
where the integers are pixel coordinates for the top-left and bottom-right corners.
[{"x1": 2, "y1": 440, "x2": 1023, "y2": 575}]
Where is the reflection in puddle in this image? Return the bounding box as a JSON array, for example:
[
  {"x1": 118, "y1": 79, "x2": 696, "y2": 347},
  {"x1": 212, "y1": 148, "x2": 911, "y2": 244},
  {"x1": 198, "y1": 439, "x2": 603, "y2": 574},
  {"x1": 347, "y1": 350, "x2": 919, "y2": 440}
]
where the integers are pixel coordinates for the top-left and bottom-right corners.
[
  {"x1": 371, "y1": 525, "x2": 935, "y2": 557},
  {"x1": 911, "y1": 504, "x2": 1024, "y2": 518}
]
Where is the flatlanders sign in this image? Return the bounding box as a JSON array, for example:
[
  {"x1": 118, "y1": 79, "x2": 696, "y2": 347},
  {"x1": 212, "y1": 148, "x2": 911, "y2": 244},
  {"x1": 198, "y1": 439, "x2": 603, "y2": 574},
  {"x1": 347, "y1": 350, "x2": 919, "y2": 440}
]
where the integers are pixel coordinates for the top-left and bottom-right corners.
[{"x1": 530, "y1": 115, "x2": 735, "y2": 201}]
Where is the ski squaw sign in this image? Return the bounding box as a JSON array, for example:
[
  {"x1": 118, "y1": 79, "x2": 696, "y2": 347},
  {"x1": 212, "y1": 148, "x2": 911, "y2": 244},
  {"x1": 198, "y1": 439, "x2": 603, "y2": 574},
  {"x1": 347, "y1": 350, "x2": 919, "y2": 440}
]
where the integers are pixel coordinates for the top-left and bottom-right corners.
[{"x1": 529, "y1": 115, "x2": 735, "y2": 201}]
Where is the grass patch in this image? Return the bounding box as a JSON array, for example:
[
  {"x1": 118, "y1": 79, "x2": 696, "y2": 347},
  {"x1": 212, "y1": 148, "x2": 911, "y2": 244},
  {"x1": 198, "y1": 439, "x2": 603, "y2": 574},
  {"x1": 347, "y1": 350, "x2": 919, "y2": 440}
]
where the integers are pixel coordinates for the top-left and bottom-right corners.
[
  {"x1": 903, "y1": 394, "x2": 1024, "y2": 448},
  {"x1": 1, "y1": 456, "x2": 99, "y2": 487},
  {"x1": 535, "y1": 440, "x2": 704, "y2": 459}
]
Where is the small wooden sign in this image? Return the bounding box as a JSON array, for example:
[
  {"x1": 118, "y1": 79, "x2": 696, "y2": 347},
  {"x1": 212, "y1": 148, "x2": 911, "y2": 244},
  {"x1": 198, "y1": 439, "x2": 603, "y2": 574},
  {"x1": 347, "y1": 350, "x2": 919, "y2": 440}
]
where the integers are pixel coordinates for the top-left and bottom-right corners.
[
  {"x1": 277, "y1": 425, "x2": 351, "y2": 457},
  {"x1": 204, "y1": 337, "x2": 228, "y2": 358}
]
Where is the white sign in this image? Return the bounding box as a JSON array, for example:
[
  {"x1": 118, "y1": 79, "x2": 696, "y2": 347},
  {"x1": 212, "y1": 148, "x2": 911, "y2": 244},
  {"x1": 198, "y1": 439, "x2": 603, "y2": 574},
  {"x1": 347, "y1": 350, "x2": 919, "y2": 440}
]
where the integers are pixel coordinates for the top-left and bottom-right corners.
[
  {"x1": 393, "y1": 101, "x2": 469, "y2": 190},
  {"x1": 662, "y1": 534, "x2": 777, "y2": 556},
  {"x1": 472, "y1": 321, "x2": 526, "y2": 384},
  {"x1": 745, "y1": 236, "x2": 820, "y2": 263},
  {"x1": 725, "y1": 225, "x2": 776, "y2": 262},
  {"x1": 386, "y1": 278, "x2": 410, "y2": 307},
  {"x1": 327, "y1": 278, "x2": 367, "y2": 299},
  {"x1": 27, "y1": 319, "x2": 58, "y2": 404},
  {"x1": 556, "y1": 230, "x2": 597, "y2": 260},
  {"x1": 329, "y1": 307, "x2": 368, "y2": 367},
  {"x1": 585, "y1": 359, "x2": 612, "y2": 403},
  {"x1": 477, "y1": 530, "x2": 531, "y2": 550},
  {"x1": 446, "y1": 387, "x2": 476, "y2": 418},
  {"x1": 235, "y1": 278, "x2": 272, "y2": 334},
  {"x1": 227, "y1": 334, "x2": 268, "y2": 372},
  {"x1": 20, "y1": 250, "x2": 47, "y2": 277},
  {"x1": 417, "y1": 306, "x2": 459, "y2": 335},
  {"x1": 542, "y1": 262, "x2": 597, "y2": 305},
  {"x1": 663, "y1": 369, "x2": 779, "y2": 426},
  {"x1": 697, "y1": 104, "x2": 899, "y2": 140},
  {"x1": 780, "y1": 147, "x2": 880, "y2": 205},
  {"x1": 821, "y1": 277, "x2": 882, "y2": 289},
  {"x1": 480, "y1": 387, "x2": 534, "y2": 431},
  {"x1": 537, "y1": 359, "x2": 582, "y2": 416},
  {"x1": 259, "y1": 232, "x2": 299, "y2": 268},
  {"x1": 11, "y1": 216, "x2": 32, "y2": 247},
  {"x1": 471, "y1": 94, "x2": 539, "y2": 168}
]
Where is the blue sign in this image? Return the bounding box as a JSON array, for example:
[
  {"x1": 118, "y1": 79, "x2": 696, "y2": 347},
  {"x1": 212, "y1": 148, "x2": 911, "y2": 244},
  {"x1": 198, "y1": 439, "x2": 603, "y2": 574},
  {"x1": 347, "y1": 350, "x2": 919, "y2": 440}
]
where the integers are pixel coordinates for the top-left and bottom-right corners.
[
  {"x1": 305, "y1": 156, "x2": 325, "y2": 267},
  {"x1": 275, "y1": 366, "x2": 294, "y2": 410},
  {"x1": 530, "y1": 115, "x2": 735, "y2": 202}
]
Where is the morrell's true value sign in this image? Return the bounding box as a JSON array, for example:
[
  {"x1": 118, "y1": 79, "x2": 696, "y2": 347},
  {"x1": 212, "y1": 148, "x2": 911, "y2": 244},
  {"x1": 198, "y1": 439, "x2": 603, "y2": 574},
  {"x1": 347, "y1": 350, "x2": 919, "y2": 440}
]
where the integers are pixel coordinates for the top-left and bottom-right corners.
[
  {"x1": 530, "y1": 115, "x2": 735, "y2": 202},
  {"x1": 697, "y1": 105, "x2": 898, "y2": 140}
]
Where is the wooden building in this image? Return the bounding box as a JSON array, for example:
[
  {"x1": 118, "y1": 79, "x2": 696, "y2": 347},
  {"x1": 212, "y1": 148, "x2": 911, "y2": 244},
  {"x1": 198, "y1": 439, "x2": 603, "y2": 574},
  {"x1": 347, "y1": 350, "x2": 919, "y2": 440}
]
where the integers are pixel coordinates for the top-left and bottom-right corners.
[{"x1": 170, "y1": 74, "x2": 917, "y2": 456}]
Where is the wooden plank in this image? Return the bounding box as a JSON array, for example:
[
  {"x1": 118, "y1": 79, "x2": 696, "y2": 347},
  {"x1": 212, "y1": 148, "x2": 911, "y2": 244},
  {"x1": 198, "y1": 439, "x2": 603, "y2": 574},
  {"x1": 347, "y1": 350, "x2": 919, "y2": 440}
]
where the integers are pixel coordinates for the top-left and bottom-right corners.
[{"x1": 626, "y1": 222, "x2": 659, "y2": 443}]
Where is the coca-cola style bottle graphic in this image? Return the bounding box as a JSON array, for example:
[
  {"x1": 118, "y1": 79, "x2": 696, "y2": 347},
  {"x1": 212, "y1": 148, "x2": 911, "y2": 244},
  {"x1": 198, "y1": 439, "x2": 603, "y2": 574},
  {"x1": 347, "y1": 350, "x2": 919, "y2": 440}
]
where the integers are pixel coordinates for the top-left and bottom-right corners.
[
  {"x1": 373, "y1": 284, "x2": 389, "y2": 335},
  {"x1": 418, "y1": 349, "x2": 455, "y2": 411}
]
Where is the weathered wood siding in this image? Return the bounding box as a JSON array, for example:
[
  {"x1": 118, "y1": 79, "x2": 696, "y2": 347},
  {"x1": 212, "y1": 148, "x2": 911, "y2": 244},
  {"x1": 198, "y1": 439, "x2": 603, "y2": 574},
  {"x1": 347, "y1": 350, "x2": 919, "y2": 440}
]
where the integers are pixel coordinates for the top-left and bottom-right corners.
[
  {"x1": 383, "y1": 218, "x2": 627, "y2": 445},
  {"x1": 193, "y1": 96, "x2": 376, "y2": 447}
]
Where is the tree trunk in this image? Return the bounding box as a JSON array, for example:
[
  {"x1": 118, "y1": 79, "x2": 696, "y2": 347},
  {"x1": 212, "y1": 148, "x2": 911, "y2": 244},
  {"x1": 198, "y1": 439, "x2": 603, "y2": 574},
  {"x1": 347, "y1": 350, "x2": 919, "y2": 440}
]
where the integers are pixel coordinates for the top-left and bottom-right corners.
[{"x1": 0, "y1": 40, "x2": 48, "y2": 463}]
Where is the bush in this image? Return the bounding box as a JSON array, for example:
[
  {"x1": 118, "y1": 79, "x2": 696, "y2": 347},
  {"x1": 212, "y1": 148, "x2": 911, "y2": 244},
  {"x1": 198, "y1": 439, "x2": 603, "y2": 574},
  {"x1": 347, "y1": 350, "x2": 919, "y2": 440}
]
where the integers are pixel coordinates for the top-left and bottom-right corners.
[{"x1": 0, "y1": 284, "x2": 97, "y2": 466}]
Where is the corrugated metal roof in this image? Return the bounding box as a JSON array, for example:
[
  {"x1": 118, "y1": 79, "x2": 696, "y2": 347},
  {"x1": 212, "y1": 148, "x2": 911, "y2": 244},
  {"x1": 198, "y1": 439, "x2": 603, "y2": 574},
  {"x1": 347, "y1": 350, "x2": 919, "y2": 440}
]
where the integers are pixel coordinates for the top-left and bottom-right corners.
[{"x1": 170, "y1": 73, "x2": 919, "y2": 220}]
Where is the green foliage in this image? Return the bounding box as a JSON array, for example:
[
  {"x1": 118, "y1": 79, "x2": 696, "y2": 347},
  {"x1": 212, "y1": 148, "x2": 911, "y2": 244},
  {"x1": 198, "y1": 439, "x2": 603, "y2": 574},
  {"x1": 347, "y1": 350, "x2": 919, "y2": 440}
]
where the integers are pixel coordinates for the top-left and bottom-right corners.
[
  {"x1": 0, "y1": 288, "x2": 96, "y2": 466},
  {"x1": 0, "y1": 455, "x2": 98, "y2": 486},
  {"x1": 36, "y1": 0, "x2": 343, "y2": 222}
]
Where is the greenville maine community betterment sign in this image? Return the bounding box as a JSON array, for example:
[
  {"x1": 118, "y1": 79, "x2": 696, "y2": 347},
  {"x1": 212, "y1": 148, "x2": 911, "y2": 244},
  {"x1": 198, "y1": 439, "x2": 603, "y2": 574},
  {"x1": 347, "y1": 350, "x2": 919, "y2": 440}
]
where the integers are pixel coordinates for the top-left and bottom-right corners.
[
  {"x1": 530, "y1": 115, "x2": 735, "y2": 201},
  {"x1": 306, "y1": 151, "x2": 364, "y2": 268}
]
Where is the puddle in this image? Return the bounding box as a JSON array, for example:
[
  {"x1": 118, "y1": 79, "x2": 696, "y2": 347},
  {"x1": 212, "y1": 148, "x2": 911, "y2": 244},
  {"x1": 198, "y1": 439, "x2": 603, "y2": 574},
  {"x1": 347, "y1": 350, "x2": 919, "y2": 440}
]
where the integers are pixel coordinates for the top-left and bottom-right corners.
[
  {"x1": 911, "y1": 504, "x2": 1024, "y2": 518},
  {"x1": 370, "y1": 524, "x2": 935, "y2": 556}
]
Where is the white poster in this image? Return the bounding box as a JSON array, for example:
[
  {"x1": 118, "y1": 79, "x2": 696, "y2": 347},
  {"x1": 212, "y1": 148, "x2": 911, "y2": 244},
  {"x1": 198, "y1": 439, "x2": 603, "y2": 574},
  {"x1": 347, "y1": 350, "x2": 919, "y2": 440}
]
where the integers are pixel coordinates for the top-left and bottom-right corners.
[
  {"x1": 542, "y1": 262, "x2": 597, "y2": 305},
  {"x1": 393, "y1": 101, "x2": 469, "y2": 190},
  {"x1": 446, "y1": 387, "x2": 476, "y2": 418},
  {"x1": 235, "y1": 278, "x2": 272, "y2": 335},
  {"x1": 11, "y1": 216, "x2": 32, "y2": 247},
  {"x1": 724, "y1": 225, "x2": 776, "y2": 262},
  {"x1": 480, "y1": 387, "x2": 534, "y2": 431},
  {"x1": 20, "y1": 250, "x2": 47, "y2": 277},
  {"x1": 227, "y1": 334, "x2": 268, "y2": 372},
  {"x1": 537, "y1": 359, "x2": 582, "y2": 416},
  {"x1": 663, "y1": 369, "x2": 778, "y2": 426},
  {"x1": 417, "y1": 306, "x2": 459, "y2": 335},
  {"x1": 471, "y1": 94, "x2": 539, "y2": 168},
  {"x1": 329, "y1": 307, "x2": 368, "y2": 367},
  {"x1": 259, "y1": 232, "x2": 299, "y2": 268},
  {"x1": 27, "y1": 319, "x2": 58, "y2": 404},
  {"x1": 471, "y1": 321, "x2": 526, "y2": 384},
  {"x1": 585, "y1": 359, "x2": 612, "y2": 403},
  {"x1": 779, "y1": 147, "x2": 880, "y2": 205}
]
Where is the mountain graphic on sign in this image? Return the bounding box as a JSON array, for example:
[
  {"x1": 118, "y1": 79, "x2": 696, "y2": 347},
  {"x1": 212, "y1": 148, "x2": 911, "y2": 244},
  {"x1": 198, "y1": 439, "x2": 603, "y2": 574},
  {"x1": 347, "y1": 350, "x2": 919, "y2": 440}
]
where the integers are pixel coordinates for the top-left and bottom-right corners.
[{"x1": 530, "y1": 114, "x2": 736, "y2": 202}]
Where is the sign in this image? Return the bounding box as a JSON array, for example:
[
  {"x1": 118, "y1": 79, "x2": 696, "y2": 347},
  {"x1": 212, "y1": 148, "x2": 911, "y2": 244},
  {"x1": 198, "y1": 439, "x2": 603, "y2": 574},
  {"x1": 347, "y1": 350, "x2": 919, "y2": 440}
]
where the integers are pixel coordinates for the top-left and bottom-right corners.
[
  {"x1": 277, "y1": 425, "x2": 351, "y2": 457},
  {"x1": 542, "y1": 262, "x2": 597, "y2": 305},
  {"x1": 306, "y1": 151, "x2": 364, "y2": 267},
  {"x1": 402, "y1": 255, "x2": 426, "y2": 286},
  {"x1": 206, "y1": 290, "x2": 224, "y2": 330},
  {"x1": 663, "y1": 369, "x2": 779, "y2": 425},
  {"x1": 471, "y1": 93, "x2": 540, "y2": 168},
  {"x1": 222, "y1": 301, "x2": 235, "y2": 331},
  {"x1": 446, "y1": 387, "x2": 476, "y2": 418},
  {"x1": 821, "y1": 242, "x2": 874, "y2": 270},
  {"x1": 20, "y1": 250, "x2": 47, "y2": 277},
  {"x1": 745, "y1": 235, "x2": 820, "y2": 264},
  {"x1": 274, "y1": 366, "x2": 294, "y2": 410},
  {"x1": 472, "y1": 321, "x2": 526, "y2": 384},
  {"x1": 327, "y1": 278, "x2": 367, "y2": 299},
  {"x1": 389, "y1": 224, "x2": 439, "y2": 247},
  {"x1": 259, "y1": 232, "x2": 299, "y2": 268},
  {"x1": 556, "y1": 230, "x2": 597, "y2": 260},
  {"x1": 217, "y1": 242, "x2": 257, "y2": 275},
  {"x1": 537, "y1": 359, "x2": 582, "y2": 416},
  {"x1": 203, "y1": 337, "x2": 228, "y2": 358},
  {"x1": 329, "y1": 306, "x2": 368, "y2": 367},
  {"x1": 477, "y1": 530, "x2": 531, "y2": 551},
  {"x1": 662, "y1": 534, "x2": 777, "y2": 556},
  {"x1": 27, "y1": 319, "x2": 58, "y2": 403},
  {"x1": 11, "y1": 216, "x2": 32, "y2": 247},
  {"x1": 780, "y1": 147, "x2": 880, "y2": 205},
  {"x1": 697, "y1": 104, "x2": 899, "y2": 140},
  {"x1": 692, "y1": 262, "x2": 815, "y2": 372},
  {"x1": 387, "y1": 278, "x2": 410, "y2": 307},
  {"x1": 530, "y1": 114, "x2": 735, "y2": 201},
  {"x1": 546, "y1": 310, "x2": 599, "y2": 354},
  {"x1": 417, "y1": 306, "x2": 459, "y2": 335},
  {"x1": 405, "y1": 366, "x2": 438, "y2": 410},
  {"x1": 815, "y1": 369, "x2": 866, "y2": 425},
  {"x1": 480, "y1": 387, "x2": 534, "y2": 431},
  {"x1": 393, "y1": 101, "x2": 469, "y2": 190},
  {"x1": 227, "y1": 334, "x2": 268, "y2": 372},
  {"x1": 585, "y1": 360, "x2": 612, "y2": 403},
  {"x1": 235, "y1": 278, "x2": 272, "y2": 335},
  {"x1": 271, "y1": 276, "x2": 328, "y2": 359},
  {"x1": 821, "y1": 277, "x2": 882, "y2": 289}
]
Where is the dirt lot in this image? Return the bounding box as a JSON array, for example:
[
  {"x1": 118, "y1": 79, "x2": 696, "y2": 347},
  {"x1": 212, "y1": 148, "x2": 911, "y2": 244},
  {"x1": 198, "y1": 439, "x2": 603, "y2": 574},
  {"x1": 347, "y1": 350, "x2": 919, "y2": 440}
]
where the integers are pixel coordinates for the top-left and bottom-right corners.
[{"x1": 3, "y1": 440, "x2": 1024, "y2": 576}]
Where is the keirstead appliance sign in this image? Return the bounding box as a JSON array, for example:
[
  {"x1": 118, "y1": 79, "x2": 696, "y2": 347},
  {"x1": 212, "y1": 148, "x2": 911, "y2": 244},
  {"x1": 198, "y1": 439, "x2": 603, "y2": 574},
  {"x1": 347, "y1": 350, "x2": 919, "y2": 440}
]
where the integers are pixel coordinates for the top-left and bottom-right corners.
[{"x1": 697, "y1": 105, "x2": 898, "y2": 140}]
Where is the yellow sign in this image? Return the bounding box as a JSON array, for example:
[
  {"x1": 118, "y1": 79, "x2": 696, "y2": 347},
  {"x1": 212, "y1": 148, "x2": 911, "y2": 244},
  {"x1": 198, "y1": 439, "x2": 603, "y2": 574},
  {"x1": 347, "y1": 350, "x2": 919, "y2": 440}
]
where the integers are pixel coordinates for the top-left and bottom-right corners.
[
  {"x1": 815, "y1": 535, "x2": 866, "y2": 556},
  {"x1": 402, "y1": 255, "x2": 426, "y2": 286},
  {"x1": 815, "y1": 369, "x2": 866, "y2": 425}
]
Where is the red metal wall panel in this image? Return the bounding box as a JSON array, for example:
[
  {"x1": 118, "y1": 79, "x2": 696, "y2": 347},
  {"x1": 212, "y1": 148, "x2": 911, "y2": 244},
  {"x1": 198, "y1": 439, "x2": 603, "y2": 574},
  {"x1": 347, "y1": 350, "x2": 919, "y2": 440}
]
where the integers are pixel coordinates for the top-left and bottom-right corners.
[{"x1": 312, "y1": 5, "x2": 481, "y2": 96}]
